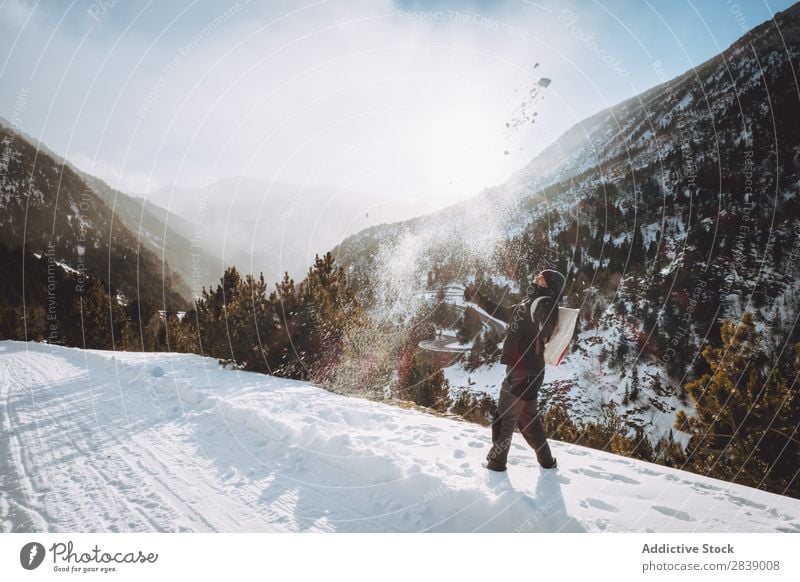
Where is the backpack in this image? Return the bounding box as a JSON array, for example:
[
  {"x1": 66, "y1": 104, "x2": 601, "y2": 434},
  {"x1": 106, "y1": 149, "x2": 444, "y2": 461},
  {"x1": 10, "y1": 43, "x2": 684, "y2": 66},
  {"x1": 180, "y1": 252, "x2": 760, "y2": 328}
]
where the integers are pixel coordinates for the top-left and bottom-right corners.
[{"x1": 530, "y1": 296, "x2": 579, "y2": 366}]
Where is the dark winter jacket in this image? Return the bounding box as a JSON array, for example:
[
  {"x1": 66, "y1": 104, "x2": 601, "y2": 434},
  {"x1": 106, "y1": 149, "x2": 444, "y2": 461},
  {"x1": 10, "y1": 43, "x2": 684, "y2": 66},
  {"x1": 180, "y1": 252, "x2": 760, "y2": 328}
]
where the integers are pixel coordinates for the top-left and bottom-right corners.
[{"x1": 474, "y1": 270, "x2": 565, "y2": 373}]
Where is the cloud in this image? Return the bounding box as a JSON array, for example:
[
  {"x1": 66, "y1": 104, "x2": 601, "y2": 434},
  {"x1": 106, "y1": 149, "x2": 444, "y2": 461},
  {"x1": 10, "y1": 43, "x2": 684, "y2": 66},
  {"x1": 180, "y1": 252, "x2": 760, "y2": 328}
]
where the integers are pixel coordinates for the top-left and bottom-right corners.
[
  {"x1": 68, "y1": 151, "x2": 161, "y2": 195},
  {"x1": 2, "y1": 0, "x2": 787, "y2": 214}
]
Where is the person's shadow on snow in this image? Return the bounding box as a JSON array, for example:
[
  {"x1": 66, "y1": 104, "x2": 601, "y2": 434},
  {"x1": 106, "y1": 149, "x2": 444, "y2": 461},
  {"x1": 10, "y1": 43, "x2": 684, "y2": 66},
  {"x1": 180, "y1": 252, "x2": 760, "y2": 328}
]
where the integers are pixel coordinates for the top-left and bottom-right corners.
[
  {"x1": 530, "y1": 469, "x2": 585, "y2": 532},
  {"x1": 485, "y1": 468, "x2": 585, "y2": 532}
]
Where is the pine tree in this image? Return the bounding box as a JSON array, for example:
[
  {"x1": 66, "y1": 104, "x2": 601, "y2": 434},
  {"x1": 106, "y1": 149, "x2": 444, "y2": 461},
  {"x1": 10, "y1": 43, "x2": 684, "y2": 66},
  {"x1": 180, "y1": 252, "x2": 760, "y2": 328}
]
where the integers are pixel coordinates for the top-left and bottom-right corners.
[
  {"x1": 195, "y1": 267, "x2": 246, "y2": 361},
  {"x1": 542, "y1": 404, "x2": 581, "y2": 442},
  {"x1": 653, "y1": 429, "x2": 687, "y2": 468},
  {"x1": 456, "y1": 306, "x2": 481, "y2": 344},
  {"x1": 65, "y1": 279, "x2": 130, "y2": 349},
  {"x1": 651, "y1": 373, "x2": 664, "y2": 397},
  {"x1": 452, "y1": 391, "x2": 495, "y2": 425},
  {"x1": 298, "y1": 252, "x2": 361, "y2": 384},
  {"x1": 467, "y1": 333, "x2": 483, "y2": 371},
  {"x1": 143, "y1": 312, "x2": 166, "y2": 351},
  {"x1": 612, "y1": 335, "x2": 629, "y2": 369},
  {"x1": 14, "y1": 305, "x2": 47, "y2": 342},
  {"x1": 629, "y1": 365, "x2": 640, "y2": 402},
  {"x1": 481, "y1": 328, "x2": 501, "y2": 364},
  {"x1": 675, "y1": 313, "x2": 800, "y2": 498},
  {"x1": 395, "y1": 350, "x2": 451, "y2": 412}
]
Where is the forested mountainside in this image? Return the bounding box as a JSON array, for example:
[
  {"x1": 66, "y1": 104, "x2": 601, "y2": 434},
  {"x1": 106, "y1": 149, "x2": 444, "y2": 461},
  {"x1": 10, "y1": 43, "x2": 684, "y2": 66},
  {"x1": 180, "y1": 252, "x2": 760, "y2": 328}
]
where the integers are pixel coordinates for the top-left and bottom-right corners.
[
  {"x1": 331, "y1": 2, "x2": 800, "y2": 495},
  {"x1": 2, "y1": 3, "x2": 797, "y2": 500},
  {"x1": 0, "y1": 120, "x2": 189, "y2": 345},
  {"x1": 78, "y1": 170, "x2": 221, "y2": 293}
]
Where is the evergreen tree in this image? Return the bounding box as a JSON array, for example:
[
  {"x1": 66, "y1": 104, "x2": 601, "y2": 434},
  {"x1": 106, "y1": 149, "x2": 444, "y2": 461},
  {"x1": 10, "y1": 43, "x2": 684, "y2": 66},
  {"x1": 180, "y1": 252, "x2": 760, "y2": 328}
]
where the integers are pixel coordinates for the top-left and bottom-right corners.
[
  {"x1": 456, "y1": 306, "x2": 481, "y2": 344},
  {"x1": 452, "y1": 391, "x2": 495, "y2": 425},
  {"x1": 432, "y1": 287, "x2": 456, "y2": 328},
  {"x1": 143, "y1": 312, "x2": 166, "y2": 351},
  {"x1": 653, "y1": 429, "x2": 687, "y2": 468},
  {"x1": 481, "y1": 328, "x2": 502, "y2": 364},
  {"x1": 543, "y1": 404, "x2": 581, "y2": 443},
  {"x1": 13, "y1": 305, "x2": 47, "y2": 342},
  {"x1": 675, "y1": 313, "x2": 800, "y2": 498},
  {"x1": 64, "y1": 279, "x2": 130, "y2": 349},
  {"x1": 650, "y1": 373, "x2": 665, "y2": 397},
  {"x1": 467, "y1": 333, "x2": 484, "y2": 371},
  {"x1": 629, "y1": 365, "x2": 641, "y2": 402},
  {"x1": 395, "y1": 350, "x2": 451, "y2": 412},
  {"x1": 298, "y1": 252, "x2": 361, "y2": 384}
]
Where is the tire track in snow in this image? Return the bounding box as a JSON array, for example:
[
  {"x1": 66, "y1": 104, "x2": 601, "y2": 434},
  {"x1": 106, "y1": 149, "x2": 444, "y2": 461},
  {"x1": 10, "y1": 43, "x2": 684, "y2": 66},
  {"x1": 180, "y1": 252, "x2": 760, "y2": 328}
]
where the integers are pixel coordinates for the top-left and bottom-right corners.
[
  {"x1": 3, "y1": 342, "x2": 799, "y2": 533},
  {"x1": 1, "y1": 348, "x2": 209, "y2": 531},
  {"x1": 0, "y1": 359, "x2": 48, "y2": 532}
]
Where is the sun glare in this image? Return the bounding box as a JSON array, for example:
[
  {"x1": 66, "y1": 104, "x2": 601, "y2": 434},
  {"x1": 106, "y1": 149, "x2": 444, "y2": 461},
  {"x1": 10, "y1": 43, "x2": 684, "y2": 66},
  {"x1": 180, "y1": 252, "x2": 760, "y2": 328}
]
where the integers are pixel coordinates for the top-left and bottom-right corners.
[{"x1": 420, "y1": 106, "x2": 515, "y2": 203}]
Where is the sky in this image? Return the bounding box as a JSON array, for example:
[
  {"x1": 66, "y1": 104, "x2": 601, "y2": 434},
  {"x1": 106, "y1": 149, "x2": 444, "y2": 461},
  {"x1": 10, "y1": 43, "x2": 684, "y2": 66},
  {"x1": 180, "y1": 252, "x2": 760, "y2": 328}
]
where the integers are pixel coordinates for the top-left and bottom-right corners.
[{"x1": 0, "y1": 0, "x2": 796, "y2": 213}]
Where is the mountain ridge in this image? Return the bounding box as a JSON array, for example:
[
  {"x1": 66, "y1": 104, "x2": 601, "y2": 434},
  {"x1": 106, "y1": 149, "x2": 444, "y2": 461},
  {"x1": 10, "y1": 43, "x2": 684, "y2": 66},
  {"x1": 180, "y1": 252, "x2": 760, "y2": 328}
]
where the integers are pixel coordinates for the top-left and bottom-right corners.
[
  {"x1": 0, "y1": 118, "x2": 190, "y2": 310},
  {"x1": 329, "y1": 0, "x2": 800, "y2": 472}
]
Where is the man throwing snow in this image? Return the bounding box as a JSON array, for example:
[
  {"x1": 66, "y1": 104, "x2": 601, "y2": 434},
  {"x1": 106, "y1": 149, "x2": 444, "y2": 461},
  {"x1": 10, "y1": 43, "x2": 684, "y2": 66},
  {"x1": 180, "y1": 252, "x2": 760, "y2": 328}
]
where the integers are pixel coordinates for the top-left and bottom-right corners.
[{"x1": 464, "y1": 269, "x2": 565, "y2": 472}]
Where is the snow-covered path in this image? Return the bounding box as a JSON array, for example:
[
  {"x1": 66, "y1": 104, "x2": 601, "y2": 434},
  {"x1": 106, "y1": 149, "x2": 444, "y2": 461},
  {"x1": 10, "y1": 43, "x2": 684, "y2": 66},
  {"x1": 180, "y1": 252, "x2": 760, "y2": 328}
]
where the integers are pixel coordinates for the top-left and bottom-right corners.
[{"x1": 1, "y1": 341, "x2": 799, "y2": 533}]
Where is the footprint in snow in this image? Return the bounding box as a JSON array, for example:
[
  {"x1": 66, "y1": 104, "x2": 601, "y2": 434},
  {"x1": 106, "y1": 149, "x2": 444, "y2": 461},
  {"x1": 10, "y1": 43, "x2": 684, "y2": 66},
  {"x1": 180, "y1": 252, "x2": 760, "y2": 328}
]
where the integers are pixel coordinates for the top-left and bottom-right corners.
[
  {"x1": 453, "y1": 449, "x2": 466, "y2": 459},
  {"x1": 767, "y1": 507, "x2": 798, "y2": 522},
  {"x1": 570, "y1": 467, "x2": 640, "y2": 485},
  {"x1": 579, "y1": 498, "x2": 621, "y2": 513},
  {"x1": 467, "y1": 441, "x2": 483, "y2": 448},
  {"x1": 422, "y1": 426, "x2": 444, "y2": 433},
  {"x1": 651, "y1": 505, "x2": 695, "y2": 521},
  {"x1": 727, "y1": 495, "x2": 767, "y2": 511}
]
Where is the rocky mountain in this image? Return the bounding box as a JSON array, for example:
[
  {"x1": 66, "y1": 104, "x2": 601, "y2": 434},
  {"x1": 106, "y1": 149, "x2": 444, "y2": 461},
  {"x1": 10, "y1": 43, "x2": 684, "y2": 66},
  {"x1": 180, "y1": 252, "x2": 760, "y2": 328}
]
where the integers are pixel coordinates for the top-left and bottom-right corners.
[
  {"x1": 333, "y1": 2, "x2": 800, "y2": 442},
  {"x1": 0, "y1": 120, "x2": 190, "y2": 311}
]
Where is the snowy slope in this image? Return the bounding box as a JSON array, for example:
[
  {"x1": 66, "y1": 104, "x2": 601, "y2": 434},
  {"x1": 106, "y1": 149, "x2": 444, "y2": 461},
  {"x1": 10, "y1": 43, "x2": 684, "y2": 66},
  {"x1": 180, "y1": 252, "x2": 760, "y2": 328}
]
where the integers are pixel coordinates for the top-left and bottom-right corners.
[{"x1": 1, "y1": 341, "x2": 798, "y2": 533}]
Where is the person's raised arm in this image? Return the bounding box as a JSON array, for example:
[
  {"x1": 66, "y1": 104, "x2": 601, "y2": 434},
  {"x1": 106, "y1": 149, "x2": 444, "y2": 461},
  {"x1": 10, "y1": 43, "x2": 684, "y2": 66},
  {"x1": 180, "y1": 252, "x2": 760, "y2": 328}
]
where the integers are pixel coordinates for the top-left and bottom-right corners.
[{"x1": 465, "y1": 284, "x2": 512, "y2": 323}]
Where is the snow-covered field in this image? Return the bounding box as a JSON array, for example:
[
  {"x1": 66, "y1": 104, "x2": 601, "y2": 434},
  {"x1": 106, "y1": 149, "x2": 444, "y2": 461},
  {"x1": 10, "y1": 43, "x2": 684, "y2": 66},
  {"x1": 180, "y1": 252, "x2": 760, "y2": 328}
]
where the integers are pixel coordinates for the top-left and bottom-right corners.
[{"x1": 1, "y1": 341, "x2": 798, "y2": 533}]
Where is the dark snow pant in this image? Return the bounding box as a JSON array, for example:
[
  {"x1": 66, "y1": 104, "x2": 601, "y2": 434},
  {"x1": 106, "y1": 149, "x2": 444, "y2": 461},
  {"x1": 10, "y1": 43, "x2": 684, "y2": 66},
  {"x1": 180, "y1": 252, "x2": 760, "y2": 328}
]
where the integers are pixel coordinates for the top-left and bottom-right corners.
[{"x1": 486, "y1": 363, "x2": 554, "y2": 469}]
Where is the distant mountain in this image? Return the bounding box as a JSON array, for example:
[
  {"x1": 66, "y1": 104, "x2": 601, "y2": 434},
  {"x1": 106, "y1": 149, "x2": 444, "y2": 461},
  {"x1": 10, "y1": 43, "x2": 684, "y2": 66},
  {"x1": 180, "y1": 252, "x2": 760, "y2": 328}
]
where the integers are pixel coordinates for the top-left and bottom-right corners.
[
  {"x1": 0, "y1": 120, "x2": 189, "y2": 310},
  {"x1": 152, "y1": 177, "x2": 428, "y2": 285},
  {"x1": 78, "y1": 172, "x2": 221, "y2": 294},
  {"x1": 333, "y1": 2, "x2": 800, "y2": 440}
]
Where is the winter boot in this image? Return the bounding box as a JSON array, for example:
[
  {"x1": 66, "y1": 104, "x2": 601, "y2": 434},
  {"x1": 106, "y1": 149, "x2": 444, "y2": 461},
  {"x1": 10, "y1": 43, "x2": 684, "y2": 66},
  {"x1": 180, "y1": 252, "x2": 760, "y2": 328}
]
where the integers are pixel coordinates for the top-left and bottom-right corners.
[
  {"x1": 482, "y1": 460, "x2": 507, "y2": 472},
  {"x1": 539, "y1": 457, "x2": 557, "y2": 470}
]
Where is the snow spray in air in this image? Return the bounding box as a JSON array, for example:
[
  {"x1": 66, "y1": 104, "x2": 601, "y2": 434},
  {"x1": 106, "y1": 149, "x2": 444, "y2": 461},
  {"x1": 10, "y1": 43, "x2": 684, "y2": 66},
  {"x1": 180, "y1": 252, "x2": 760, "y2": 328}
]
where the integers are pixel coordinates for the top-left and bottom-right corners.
[{"x1": 328, "y1": 66, "x2": 554, "y2": 398}]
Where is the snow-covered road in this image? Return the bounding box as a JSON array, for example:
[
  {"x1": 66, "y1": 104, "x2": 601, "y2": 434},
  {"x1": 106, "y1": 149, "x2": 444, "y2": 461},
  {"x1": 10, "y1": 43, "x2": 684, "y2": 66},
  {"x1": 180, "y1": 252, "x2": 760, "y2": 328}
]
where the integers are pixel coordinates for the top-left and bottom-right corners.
[{"x1": 1, "y1": 341, "x2": 798, "y2": 533}]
